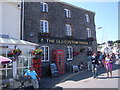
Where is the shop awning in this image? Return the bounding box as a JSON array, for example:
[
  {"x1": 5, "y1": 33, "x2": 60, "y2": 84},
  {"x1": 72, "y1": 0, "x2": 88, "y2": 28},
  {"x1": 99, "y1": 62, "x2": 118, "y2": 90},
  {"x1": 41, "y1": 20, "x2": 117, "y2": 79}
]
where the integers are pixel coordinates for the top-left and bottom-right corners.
[
  {"x1": 0, "y1": 56, "x2": 12, "y2": 64},
  {"x1": 0, "y1": 34, "x2": 39, "y2": 46}
]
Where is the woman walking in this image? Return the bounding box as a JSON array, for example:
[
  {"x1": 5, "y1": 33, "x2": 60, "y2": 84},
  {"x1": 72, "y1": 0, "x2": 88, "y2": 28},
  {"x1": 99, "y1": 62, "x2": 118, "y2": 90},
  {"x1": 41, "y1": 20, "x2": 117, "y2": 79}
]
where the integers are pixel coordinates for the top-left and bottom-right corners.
[{"x1": 105, "y1": 54, "x2": 113, "y2": 77}]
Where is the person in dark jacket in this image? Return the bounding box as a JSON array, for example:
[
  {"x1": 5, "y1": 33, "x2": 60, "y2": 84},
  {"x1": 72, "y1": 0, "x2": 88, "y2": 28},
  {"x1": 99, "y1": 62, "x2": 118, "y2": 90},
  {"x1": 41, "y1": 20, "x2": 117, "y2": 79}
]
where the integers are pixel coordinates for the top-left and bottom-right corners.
[{"x1": 91, "y1": 53, "x2": 99, "y2": 78}]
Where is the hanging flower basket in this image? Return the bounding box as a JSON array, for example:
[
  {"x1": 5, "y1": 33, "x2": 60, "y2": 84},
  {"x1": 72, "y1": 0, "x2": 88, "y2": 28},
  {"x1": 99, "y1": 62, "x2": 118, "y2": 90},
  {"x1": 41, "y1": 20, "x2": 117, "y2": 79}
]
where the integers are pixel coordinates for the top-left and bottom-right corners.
[
  {"x1": 32, "y1": 48, "x2": 43, "y2": 59},
  {"x1": 38, "y1": 33, "x2": 50, "y2": 37},
  {"x1": 8, "y1": 48, "x2": 22, "y2": 57},
  {"x1": 73, "y1": 51, "x2": 80, "y2": 56},
  {"x1": 87, "y1": 37, "x2": 94, "y2": 41}
]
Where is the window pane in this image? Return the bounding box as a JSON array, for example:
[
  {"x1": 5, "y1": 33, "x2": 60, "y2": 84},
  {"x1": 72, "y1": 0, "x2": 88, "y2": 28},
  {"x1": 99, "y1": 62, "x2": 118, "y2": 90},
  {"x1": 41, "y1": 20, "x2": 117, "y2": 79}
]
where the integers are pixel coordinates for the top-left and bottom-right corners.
[
  {"x1": 45, "y1": 22, "x2": 48, "y2": 32},
  {"x1": 40, "y1": 21, "x2": 44, "y2": 32},
  {"x1": 68, "y1": 10, "x2": 71, "y2": 17},
  {"x1": 65, "y1": 10, "x2": 67, "y2": 17},
  {"x1": 67, "y1": 46, "x2": 73, "y2": 60},
  {"x1": 23, "y1": 58, "x2": 28, "y2": 67},
  {"x1": 44, "y1": 4, "x2": 48, "y2": 12},
  {"x1": 7, "y1": 69, "x2": 13, "y2": 78},
  {"x1": 66, "y1": 24, "x2": 72, "y2": 36},
  {"x1": 41, "y1": 47, "x2": 44, "y2": 60},
  {"x1": 41, "y1": 46, "x2": 49, "y2": 61},
  {"x1": 41, "y1": 3, "x2": 44, "y2": 12},
  {"x1": 85, "y1": 14, "x2": 89, "y2": 22}
]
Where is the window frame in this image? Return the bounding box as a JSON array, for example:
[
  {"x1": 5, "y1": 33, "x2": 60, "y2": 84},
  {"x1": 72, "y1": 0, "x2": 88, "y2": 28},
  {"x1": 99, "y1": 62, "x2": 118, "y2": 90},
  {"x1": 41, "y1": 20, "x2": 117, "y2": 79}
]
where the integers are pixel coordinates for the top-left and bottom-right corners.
[
  {"x1": 87, "y1": 28, "x2": 91, "y2": 37},
  {"x1": 64, "y1": 9, "x2": 71, "y2": 18},
  {"x1": 40, "y1": 20, "x2": 49, "y2": 33},
  {"x1": 85, "y1": 14, "x2": 90, "y2": 22},
  {"x1": 41, "y1": 2, "x2": 48, "y2": 12},
  {"x1": 41, "y1": 46, "x2": 49, "y2": 62},
  {"x1": 65, "y1": 24, "x2": 72, "y2": 36},
  {"x1": 67, "y1": 46, "x2": 73, "y2": 61}
]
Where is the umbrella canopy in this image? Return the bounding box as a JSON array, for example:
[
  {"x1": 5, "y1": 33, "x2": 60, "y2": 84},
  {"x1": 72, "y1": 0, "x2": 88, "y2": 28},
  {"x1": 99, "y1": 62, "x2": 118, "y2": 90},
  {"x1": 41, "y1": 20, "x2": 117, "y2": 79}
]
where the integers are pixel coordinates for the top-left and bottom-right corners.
[{"x1": 0, "y1": 56, "x2": 12, "y2": 64}]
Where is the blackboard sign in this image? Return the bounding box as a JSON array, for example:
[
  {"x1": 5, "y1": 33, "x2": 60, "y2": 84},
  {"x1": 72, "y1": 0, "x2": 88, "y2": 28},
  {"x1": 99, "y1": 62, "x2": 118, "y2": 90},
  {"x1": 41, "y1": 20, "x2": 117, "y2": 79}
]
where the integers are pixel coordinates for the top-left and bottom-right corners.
[{"x1": 50, "y1": 63, "x2": 58, "y2": 77}]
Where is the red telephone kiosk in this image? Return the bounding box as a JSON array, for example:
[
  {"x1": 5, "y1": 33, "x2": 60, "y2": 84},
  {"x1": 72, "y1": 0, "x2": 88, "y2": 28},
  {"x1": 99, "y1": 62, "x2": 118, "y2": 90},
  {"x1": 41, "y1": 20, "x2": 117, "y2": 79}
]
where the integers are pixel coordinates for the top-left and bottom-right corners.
[{"x1": 52, "y1": 50, "x2": 65, "y2": 74}]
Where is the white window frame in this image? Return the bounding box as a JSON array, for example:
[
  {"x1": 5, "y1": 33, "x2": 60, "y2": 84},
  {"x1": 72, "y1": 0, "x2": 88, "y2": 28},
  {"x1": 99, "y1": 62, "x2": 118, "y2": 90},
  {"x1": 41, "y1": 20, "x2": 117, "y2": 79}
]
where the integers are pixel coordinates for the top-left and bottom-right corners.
[
  {"x1": 41, "y1": 46, "x2": 49, "y2": 62},
  {"x1": 0, "y1": 48, "x2": 32, "y2": 79},
  {"x1": 87, "y1": 28, "x2": 91, "y2": 37},
  {"x1": 40, "y1": 20, "x2": 49, "y2": 33},
  {"x1": 67, "y1": 46, "x2": 73, "y2": 60},
  {"x1": 85, "y1": 14, "x2": 90, "y2": 22},
  {"x1": 88, "y1": 47, "x2": 92, "y2": 51},
  {"x1": 64, "y1": 9, "x2": 71, "y2": 18},
  {"x1": 66, "y1": 24, "x2": 72, "y2": 36},
  {"x1": 41, "y1": 2, "x2": 48, "y2": 12}
]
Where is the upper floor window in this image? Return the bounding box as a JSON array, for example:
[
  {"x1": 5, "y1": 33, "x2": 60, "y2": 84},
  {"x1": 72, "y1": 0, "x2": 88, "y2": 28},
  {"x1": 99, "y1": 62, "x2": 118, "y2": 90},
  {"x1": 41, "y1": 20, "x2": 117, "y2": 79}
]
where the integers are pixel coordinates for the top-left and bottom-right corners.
[
  {"x1": 40, "y1": 20, "x2": 49, "y2": 33},
  {"x1": 41, "y1": 46, "x2": 49, "y2": 62},
  {"x1": 66, "y1": 46, "x2": 73, "y2": 60},
  {"x1": 65, "y1": 24, "x2": 72, "y2": 36},
  {"x1": 64, "y1": 9, "x2": 71, "y2": 18},
  {"x1": 41, "y1": 2, "x2": 48, "y2": 12},
  {"x1": 85, "y1": 14, "x2": 90, "y2": 22},
  {"x1": 87, "y1": 28, "x2": 91, "y2": 37}
]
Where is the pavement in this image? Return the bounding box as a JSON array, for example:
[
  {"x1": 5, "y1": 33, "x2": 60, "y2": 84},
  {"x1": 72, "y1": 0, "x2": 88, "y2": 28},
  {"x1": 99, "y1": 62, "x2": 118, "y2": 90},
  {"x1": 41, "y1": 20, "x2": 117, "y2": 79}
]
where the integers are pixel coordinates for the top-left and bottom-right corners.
[
  {"x1": 55, "y1": 64, "x2": 120, "y2": 89},
  {"x1": 10, "y1": 63, "x2": 120, "y2": 90}
]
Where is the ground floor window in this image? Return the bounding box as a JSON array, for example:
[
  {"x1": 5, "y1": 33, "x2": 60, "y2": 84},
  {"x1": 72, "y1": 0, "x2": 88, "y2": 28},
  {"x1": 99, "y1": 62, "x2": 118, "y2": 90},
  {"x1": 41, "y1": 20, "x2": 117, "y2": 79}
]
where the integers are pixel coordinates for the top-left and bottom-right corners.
[
  {"x1": 67, "y1": 46, "x2": 73, "y2": 60},
  {"x1": 17, "y1": 56, "x2": 32, "y2": 76},
  {"x1": 0, "y1": 63, "x2": 13, "y2": 79},
  {"x1": 0, "y1": 47, "x2": 33, "y2": 79},
  {"x1": 41, "y1": 46, "x2": 49, "y2": 62}
]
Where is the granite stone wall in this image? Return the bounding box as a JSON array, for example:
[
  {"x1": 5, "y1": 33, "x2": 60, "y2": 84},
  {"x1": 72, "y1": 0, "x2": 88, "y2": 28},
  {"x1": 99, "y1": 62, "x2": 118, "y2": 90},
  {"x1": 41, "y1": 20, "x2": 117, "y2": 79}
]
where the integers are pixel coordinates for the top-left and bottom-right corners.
[{"x1": 23, "y1": 2, "x2": 97, "y2": 75}]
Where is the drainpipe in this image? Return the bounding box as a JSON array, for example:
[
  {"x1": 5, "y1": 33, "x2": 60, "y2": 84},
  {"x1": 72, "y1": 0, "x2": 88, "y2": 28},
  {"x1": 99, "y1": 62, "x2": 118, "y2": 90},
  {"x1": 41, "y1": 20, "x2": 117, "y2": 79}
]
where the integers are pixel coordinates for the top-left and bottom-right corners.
[{"x1": 21, "y1": 0, "x2": 24, "y2": 40}]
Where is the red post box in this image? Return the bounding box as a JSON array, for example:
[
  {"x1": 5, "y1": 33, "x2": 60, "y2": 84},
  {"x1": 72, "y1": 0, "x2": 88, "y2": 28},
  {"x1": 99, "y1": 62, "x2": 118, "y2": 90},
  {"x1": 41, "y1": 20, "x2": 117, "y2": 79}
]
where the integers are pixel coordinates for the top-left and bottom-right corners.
[{"x1": 52, "y1": 50, "x2": 65, "y2": 74}]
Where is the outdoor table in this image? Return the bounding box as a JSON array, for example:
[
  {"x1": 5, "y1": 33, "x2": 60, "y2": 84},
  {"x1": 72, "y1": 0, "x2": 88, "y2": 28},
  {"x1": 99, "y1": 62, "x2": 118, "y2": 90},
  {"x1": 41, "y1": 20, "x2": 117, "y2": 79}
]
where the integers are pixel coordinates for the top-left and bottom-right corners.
[{"x1": 13, "y1": 76, "x2": 31, "y2": 89}]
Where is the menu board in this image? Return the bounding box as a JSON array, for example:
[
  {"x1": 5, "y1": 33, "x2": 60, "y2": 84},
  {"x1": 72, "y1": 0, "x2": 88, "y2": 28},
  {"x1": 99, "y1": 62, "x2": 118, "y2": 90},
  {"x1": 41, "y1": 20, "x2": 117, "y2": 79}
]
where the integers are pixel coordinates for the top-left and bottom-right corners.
[{"x1": 50, "y1": 63, "x2": 58, "y2": 77}]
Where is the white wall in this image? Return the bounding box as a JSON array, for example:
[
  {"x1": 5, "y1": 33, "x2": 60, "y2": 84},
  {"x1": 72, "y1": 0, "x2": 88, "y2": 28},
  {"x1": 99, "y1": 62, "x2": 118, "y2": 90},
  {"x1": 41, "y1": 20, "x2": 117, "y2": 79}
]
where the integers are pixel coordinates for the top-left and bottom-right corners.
[
  {"x1": 0, "y1": 3, "x2": 2, "y2": 35},
  {"x1": 1, "y1": 2, "x2": 21, "y2": 39}
]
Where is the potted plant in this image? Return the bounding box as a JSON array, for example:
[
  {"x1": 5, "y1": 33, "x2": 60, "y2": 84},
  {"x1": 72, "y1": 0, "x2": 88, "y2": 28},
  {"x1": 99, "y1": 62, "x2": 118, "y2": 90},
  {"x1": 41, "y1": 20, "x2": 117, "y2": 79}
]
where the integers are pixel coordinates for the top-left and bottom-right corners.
[
  {"x1": 38, "y1": 32, "x2": 50, "y2": 37},
  {"x1": 65, "y1": 36, "x2": 74, "y2": 39},
  {"x1": 87, "y1": 37, "x2": 94, "y2": 41}
]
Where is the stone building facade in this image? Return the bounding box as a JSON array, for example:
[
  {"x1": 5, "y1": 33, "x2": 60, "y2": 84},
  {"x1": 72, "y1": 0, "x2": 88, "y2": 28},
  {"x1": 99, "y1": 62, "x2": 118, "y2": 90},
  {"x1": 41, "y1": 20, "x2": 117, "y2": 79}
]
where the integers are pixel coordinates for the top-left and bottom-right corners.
[{"x1": 23, "y1": 2, "x2": 97, "y2": 75}]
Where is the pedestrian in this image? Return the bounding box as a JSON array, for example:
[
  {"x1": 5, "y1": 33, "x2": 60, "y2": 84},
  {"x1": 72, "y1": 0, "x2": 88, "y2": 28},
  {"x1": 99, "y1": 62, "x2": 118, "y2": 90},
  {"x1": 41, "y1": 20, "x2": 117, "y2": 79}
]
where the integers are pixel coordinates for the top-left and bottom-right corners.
[
  {"x1": 24, "y1": 66, "x2": 40, "y2": 90},
  {"x1": 111, "y1": 53, "x2": 116, "y2": 63},
  {"x1": 79, "y1": 62, "x2": 86, "y2": 70},
  {"x1": 105, "y1": 54, "x2": 113, "y2": 77},
  {"x1": 102, "y1": 56, "x2": 106, "y2": 68},
  {"x1": 91, "y1": 53, "x2": 99, "y2": 78},
  {"x1": 87, "y1": 55, "x2": 92, "y2": 71}
]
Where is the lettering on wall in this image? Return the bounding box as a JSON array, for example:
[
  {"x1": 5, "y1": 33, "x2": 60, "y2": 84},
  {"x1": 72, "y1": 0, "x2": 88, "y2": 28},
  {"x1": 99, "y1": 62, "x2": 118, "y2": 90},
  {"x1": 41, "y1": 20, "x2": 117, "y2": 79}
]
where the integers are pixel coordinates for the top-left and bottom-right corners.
[{"x1": 39, "y1": 37, "x2": 91, "y2": 45}]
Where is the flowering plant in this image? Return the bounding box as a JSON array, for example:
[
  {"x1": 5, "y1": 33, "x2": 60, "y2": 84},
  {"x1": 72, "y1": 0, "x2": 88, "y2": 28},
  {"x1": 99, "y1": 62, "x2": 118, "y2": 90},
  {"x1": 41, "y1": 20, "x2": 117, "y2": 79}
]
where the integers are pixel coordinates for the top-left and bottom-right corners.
[
  {"x1": 12, "y1": 48, "x2": 22, "y2": 56},
  {"x1": 32, "y1": 48, "x2": 43, "y2": 55},
  {"x1": 73, "y1": 51, "x2": 80, "y2": 56},
  {"x1": 8, "y1": 48, "x2": 22, "y2": 57}
]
